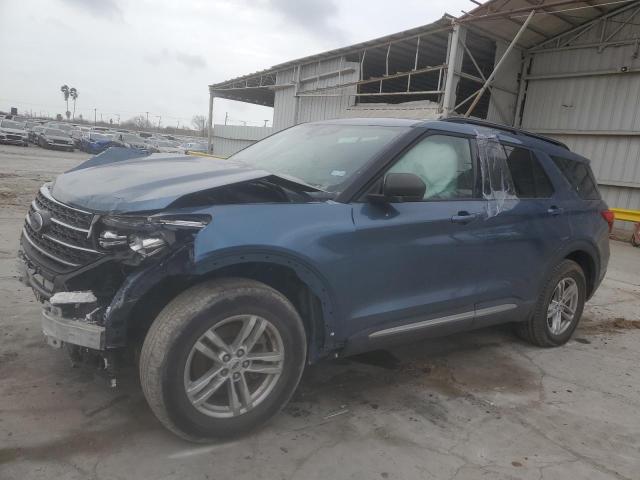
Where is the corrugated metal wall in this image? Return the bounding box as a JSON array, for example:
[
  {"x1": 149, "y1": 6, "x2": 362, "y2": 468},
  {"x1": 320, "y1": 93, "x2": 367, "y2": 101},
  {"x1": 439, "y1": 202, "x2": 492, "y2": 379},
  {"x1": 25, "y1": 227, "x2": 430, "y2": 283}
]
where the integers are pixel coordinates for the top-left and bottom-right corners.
[
  {"x1": 273, "y1": 57, "x2": 360, "y2": 131},
  {"x1": 212, "y1": 124, "x2": 273, "y2": 157},
  {"x1": 485, "y1": 40, "x2": 521, "y2": 125},
  {"x1": 520, "y1": 6, "x2": 640, "y2": 230}
]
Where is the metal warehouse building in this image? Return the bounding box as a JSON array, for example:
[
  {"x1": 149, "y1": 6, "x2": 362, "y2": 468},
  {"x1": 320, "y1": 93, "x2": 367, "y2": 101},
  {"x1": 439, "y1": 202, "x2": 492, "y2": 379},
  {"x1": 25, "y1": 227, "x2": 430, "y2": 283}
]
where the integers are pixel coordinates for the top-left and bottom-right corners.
[{"x1": 207, "y1": 0, "x2": 640, "y2": 225}]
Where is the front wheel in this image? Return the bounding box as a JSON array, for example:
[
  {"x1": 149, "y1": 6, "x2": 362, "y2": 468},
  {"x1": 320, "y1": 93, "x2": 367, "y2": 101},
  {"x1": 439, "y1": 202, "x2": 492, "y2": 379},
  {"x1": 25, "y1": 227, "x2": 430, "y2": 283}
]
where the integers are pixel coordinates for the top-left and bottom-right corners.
[
  {"x1": 516, "y1": 259, "x2": 586, "y2": 347},
  {"x1": 139, "y1": 278, "x2": 307, "y2": 442}
]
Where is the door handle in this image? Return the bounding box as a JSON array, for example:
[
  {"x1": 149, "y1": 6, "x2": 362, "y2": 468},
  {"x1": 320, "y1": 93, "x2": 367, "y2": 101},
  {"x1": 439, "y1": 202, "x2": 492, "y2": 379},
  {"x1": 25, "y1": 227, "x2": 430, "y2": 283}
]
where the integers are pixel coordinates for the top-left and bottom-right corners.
[
  {"x1": 548, "y1": 206, "x2": 564, "y2": 216},
  {"x1": 451, "y1": 211, "x2": 479, "y2": 224}
]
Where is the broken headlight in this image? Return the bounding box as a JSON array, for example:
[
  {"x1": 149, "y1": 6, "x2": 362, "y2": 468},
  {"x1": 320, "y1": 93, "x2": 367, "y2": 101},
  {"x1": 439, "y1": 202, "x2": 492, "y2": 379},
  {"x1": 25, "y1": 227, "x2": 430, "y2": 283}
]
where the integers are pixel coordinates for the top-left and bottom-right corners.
[{"x1": 99, "y1": 213, "x2": 211, "y2": 258}]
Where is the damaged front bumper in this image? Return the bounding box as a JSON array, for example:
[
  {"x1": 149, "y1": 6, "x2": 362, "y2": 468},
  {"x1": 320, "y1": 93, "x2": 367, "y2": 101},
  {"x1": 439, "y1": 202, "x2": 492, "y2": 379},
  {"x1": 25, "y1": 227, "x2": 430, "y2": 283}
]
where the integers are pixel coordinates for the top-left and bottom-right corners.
[
  {"x1": 18, "y1": 242, "x2": 194, "y2": 353},
  {"x1": 42, "y1": 300, "x2": 105, "y2": 350}
]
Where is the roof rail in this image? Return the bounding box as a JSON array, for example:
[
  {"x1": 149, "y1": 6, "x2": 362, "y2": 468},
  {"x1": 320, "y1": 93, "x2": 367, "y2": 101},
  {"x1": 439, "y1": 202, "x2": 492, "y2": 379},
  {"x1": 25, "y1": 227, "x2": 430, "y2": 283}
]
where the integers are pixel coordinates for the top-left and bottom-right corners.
[{"x1": 440, "y1": 117, "x2": 569, "y2": 150}]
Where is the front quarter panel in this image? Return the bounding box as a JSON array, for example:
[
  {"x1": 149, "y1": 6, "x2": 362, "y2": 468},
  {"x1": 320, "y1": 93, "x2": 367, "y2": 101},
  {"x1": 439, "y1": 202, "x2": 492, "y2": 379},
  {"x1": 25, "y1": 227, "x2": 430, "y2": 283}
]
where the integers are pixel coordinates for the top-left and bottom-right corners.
[{"x1": 192, "y1": 202, "x2": 356, "y2": 341}]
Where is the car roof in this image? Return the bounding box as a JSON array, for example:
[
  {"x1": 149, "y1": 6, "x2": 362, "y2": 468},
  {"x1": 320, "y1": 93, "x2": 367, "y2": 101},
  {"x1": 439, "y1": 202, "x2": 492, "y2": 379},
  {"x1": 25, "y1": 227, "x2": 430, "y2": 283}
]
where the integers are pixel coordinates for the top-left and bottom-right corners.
[
  {"x1": 307, "y1": 117, "x2": 587, "y2": 163},
  {"x1": 311, "y1": 117, "x2": 423, "y2": 127}
]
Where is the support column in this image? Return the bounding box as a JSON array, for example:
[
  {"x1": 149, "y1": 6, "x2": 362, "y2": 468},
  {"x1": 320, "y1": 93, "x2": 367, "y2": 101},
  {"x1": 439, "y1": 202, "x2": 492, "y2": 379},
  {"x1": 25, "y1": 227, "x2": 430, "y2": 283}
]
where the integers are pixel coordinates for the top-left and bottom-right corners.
[
  {"x1": 442, "y1": 23, "x2": 466, "y2": 117},
  {"x1": 207, "y1": 88, "x2": 214, "y2": 153}
]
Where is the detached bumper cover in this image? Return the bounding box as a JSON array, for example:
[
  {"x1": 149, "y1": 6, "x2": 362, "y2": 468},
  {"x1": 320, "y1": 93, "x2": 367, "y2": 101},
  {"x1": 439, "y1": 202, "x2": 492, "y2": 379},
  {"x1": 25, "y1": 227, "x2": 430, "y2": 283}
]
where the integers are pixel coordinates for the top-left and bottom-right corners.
[{"x1": 42, "y1": 305, "x2": 105, "y2": 350}]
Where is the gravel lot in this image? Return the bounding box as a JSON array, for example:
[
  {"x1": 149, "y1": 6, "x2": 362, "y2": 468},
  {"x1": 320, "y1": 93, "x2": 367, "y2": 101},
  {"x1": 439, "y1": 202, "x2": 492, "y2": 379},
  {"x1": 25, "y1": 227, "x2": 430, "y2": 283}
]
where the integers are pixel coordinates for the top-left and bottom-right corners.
[{"x1": 1, "y1": 144, "x2": 639, "y2": 480}]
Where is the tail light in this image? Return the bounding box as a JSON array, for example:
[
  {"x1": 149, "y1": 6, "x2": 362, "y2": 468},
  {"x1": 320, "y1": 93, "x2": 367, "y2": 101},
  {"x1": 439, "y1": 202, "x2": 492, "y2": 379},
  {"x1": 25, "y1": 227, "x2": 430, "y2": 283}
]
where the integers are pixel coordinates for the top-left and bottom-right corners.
[{"x1": 601, "y1": 209, "x2": 615, "y2": 232}]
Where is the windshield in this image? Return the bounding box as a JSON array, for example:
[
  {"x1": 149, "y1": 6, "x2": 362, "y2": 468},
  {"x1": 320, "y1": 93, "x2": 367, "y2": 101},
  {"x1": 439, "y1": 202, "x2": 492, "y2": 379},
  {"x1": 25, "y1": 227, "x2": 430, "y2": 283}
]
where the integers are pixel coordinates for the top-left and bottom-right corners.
[
  {"x1": 1, "y1": 120, "x2": 25, "y2": 129},
  {"x1": 45, "y1": 128, "x2": 66, "y2": 136},
  {"x1": 230, "y1": 123, "x2": 410, "y2": 192}
]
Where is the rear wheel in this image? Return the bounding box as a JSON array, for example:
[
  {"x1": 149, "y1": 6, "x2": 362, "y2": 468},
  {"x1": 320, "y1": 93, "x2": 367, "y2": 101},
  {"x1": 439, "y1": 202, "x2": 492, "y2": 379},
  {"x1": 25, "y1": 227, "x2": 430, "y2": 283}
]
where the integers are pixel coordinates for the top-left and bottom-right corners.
[
  {"x1": 140, "y1": 278, "x2": 307, "y2": 442},
  {"x1": 516, "y1": 259, "x2": 586, "y2": 347}
]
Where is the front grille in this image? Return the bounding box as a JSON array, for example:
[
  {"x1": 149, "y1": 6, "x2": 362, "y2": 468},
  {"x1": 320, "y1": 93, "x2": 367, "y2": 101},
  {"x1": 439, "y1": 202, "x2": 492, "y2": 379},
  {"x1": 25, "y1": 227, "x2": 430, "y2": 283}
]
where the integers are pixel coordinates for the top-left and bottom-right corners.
[
  {"x1": 35, "y1": 188, "x2": 92, "y2": 229},
  {"x1": 53, "y1": 139, "x2": 69, "y2": 145},
  {"x1": 22, "y1": 185, "x2": 102, "y2": 272},
  {"x1": 7, "y1": 134, "x2": 21, "y2": 141}
]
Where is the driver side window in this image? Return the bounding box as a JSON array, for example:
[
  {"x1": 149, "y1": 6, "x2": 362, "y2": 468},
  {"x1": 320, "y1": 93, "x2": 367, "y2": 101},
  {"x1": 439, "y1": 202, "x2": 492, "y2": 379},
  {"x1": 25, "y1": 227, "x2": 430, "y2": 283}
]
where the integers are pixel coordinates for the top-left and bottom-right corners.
[{"x1": 388, "y1": 134, "x2": 474, "y2": 200}]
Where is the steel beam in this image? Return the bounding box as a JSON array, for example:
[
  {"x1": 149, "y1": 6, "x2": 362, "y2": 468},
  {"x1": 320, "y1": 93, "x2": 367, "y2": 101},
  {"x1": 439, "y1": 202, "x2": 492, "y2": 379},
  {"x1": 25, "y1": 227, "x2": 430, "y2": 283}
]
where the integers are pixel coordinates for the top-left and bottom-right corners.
[
  {"x1": 525, "y1": 66, "x2": 640, "y2": 80},
  {"x1": 531, "y1": 0, "x2": 640, "y2": 51},
  {"x1": 207, "y1": 90, "x2": 214, "y2": 153},
  {"x1": 465, "y1": 10, "x2": 535, "y2": 117},
  {"x1": 443, "y1": 23, "x2": 462, "y2": 116}
]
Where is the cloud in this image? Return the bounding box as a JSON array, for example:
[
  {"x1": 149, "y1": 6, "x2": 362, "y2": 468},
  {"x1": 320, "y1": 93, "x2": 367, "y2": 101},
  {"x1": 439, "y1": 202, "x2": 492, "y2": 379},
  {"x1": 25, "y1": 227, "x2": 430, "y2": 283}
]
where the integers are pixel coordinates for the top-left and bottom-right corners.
[
  {"x1": 175, "y1": 52, "x2": 206, "y2": 70},
  {"x1": 59, "y1": 0, "x2": 123, "y2": 20},
  {"x1": 145, "y1": 49, "x2": 206, "y2": 70},
  {"x1": 265, "y1": 0, "x2": 344, "y2": 39}
]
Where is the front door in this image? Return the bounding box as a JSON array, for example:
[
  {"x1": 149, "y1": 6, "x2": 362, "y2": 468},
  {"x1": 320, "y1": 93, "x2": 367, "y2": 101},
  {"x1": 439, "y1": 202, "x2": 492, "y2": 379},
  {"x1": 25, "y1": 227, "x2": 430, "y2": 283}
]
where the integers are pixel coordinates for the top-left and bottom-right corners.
[{"x1": 347, "y1": 132, "x2": 491, "y2": 342}]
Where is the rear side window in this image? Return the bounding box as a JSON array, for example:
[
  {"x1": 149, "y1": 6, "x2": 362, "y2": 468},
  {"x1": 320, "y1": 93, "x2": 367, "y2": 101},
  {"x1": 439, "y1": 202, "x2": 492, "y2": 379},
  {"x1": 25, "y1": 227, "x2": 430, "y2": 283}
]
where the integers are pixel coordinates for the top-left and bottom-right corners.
[
  {"x1": 503, "y1": 145, "x2": 554, "y2": 198},
  {"x1": 550, "y1": 156, "x2": 601, "y2": 200}
]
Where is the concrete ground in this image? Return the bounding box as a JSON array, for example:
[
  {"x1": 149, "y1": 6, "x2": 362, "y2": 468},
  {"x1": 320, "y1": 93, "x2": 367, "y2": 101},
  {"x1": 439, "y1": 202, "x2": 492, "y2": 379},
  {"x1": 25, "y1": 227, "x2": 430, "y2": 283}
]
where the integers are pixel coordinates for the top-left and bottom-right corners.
[{"x1": 0, "y1": 144, "x2": 639, "y2": 480}]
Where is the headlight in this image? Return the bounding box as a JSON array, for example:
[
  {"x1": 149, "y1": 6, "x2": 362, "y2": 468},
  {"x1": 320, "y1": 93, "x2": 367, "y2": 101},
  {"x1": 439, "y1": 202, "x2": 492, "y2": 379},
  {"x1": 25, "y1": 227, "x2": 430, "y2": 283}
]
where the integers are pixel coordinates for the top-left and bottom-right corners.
[
  {"x1": 128, "y1": 235, "x2": 166, "y2": 257},
  {"x1": 99, "y1": 213, "x2": 211, "y2": 258}
]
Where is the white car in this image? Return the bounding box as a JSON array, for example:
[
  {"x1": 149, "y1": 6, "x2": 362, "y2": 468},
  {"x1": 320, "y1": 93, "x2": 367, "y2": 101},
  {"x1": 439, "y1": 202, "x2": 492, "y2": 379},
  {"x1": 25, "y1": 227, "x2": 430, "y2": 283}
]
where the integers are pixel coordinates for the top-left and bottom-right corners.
[
  {"x1": 117, "y1": 133, "x2": 158, "y2": 152},
  {"x1": 0, "y1": 119, "x2": 29, "y2": 146},
  {"x1": 152, "y1": 139, "x2": 183, "y2": 153}
]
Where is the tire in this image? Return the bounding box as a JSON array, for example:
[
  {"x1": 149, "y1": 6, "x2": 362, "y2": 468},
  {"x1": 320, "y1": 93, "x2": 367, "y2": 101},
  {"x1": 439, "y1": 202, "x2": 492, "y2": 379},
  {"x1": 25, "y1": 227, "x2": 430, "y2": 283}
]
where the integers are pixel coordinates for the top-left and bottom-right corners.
[
  {"x1": 139, "y1": 278, "x2": 307, "y2": 442},
  {"x1": 516, "y1": 259, "x2": 586, "y2": 347}
]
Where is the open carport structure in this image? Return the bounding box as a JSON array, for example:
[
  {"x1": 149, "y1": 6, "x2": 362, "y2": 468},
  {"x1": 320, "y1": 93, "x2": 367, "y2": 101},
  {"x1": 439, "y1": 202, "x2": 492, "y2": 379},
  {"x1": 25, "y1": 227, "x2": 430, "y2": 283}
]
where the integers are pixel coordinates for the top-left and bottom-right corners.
[{"x1": 208, "y1": 0, "x2": 640, "y2": 226}]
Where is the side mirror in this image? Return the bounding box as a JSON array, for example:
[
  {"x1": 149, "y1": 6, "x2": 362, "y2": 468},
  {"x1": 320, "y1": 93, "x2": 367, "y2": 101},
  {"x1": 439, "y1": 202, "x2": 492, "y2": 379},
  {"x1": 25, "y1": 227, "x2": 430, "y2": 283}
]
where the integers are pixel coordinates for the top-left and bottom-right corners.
[{"x1": 368, "y1": 173, "x2": 426, "y2": 203}]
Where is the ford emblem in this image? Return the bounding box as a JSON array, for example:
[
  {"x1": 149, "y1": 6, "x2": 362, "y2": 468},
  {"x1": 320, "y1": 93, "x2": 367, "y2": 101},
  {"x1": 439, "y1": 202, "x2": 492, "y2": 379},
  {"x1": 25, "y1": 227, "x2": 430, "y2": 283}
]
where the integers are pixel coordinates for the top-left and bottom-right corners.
[{"x1": 30, "y1": 210, "x2": 51, "y2": 233}]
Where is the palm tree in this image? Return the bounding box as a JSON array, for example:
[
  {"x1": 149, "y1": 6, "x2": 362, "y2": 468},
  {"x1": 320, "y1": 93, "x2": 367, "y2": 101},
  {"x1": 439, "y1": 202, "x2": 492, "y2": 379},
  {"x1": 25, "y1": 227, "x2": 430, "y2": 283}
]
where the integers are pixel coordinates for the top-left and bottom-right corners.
[
  {"x1": 69, "y1": 87, "x2": 78, "y2": 119},
  {"x1": 60, "y1": 85, "x2": 70, "y2": 120}
]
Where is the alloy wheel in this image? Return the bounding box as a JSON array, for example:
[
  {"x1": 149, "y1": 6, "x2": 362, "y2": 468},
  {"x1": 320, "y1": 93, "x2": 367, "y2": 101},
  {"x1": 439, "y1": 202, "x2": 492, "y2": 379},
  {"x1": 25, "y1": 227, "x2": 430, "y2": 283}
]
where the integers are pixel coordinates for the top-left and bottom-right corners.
[
  {"x1": 183, "y1": 315, "x2": 284, "y2": 418},
  {"x1": 547, "y1": 277, "x2": 579, "y2": 335}
]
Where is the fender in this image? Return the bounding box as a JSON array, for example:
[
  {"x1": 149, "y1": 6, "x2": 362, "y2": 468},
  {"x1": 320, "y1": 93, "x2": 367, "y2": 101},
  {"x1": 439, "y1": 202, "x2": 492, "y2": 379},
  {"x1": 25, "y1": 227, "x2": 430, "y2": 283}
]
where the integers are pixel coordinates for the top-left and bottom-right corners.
[
  {"x1": 537, "y1": 238, "x2": 602, "y2": 301},
  {"x1": 103, "y1": 244, "x2": 341, "y2": 358},
  {"x1": 194, "y1": 247, "x2": 341, "y2": 357}
]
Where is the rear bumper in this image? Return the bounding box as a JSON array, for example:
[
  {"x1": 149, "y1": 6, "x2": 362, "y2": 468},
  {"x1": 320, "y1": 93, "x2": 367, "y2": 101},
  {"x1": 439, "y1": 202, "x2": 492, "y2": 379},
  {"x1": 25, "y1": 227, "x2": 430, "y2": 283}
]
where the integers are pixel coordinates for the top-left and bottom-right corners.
[{"x1": 42, "y1": 305, "x2": 105, "y2": 350}]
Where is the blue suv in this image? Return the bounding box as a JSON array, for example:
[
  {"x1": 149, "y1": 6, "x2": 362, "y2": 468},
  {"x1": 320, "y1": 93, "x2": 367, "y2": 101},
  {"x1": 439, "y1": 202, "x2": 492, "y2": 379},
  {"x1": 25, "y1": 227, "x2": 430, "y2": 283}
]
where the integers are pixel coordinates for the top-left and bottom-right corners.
[{"x1": 18, "y1": 117, "x2": 611, "y2": 441}]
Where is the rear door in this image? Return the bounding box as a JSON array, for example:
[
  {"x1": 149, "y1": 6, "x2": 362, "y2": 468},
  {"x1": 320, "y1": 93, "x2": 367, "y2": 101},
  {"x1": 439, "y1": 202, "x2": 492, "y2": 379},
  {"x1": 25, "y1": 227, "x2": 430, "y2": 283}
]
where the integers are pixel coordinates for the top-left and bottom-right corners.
[{"x1": 472, "y1": 144, "x2": 573, "y2": 327}]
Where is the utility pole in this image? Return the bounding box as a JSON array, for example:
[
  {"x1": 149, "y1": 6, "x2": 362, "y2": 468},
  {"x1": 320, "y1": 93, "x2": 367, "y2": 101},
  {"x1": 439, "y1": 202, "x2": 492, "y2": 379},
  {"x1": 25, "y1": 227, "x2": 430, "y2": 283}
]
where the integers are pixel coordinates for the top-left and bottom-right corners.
[
  {"x1": 224, "y1": 112, "x2": 229, "y2": 125},
  {"x1": 263, "y1": 119, "x2": 269, "y2": 127},
  {"x1": 94, "y1": 108, "x2": 97, "y2": 125}
]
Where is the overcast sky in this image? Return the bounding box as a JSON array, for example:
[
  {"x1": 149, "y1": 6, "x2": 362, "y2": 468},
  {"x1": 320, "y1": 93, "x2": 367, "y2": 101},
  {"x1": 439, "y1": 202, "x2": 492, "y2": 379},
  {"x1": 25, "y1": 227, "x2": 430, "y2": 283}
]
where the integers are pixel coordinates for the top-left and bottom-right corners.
[{"x1": 0, "y1": 0, "x2": 474, "y2": 128}]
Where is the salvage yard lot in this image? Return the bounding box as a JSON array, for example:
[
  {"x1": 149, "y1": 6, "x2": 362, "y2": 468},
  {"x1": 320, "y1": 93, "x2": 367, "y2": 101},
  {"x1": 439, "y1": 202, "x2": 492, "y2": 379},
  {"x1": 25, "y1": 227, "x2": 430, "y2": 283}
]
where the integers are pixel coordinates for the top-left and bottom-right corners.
[{"x1": 1, "y1": 144, "x2": 639, "y2": 480}]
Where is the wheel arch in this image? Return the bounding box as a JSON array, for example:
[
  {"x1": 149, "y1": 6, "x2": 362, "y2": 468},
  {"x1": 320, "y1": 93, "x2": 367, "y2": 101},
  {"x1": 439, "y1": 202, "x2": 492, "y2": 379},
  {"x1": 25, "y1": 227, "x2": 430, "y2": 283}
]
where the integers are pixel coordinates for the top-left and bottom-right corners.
[
  {"x1": 194, "y1": 251, "x2": 339, "y2": 363},
  {"x1": 564, "y1": 249, "x2": 597, "y2": 298}
]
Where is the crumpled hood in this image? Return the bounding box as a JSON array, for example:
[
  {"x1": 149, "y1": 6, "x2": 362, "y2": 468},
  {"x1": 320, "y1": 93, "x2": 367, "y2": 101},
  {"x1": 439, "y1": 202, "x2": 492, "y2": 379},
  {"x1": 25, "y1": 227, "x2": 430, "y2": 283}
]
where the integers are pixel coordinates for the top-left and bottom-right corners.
[{"x1": 51, "y1": 154, "x2": 271, "y2": 213}]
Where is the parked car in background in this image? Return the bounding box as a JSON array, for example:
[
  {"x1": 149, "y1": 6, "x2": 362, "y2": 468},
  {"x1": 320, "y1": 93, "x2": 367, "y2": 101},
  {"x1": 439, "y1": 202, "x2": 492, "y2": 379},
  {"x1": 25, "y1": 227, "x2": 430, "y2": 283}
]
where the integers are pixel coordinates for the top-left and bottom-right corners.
[
  {"x1": 29, "y1": 125, "x2": 45, "y2": 144},
  {"x1": 183, "y1": 141, "x2": 208, "y2": 154},
  {"x1": 37, "y1": 128, "x2": 75, "y2": 151},
  {"x1": 79, "y1": 132, "x2": 123, "y2": 154},
  {"x1": 117, "y1": 133, "x2": 158, "y2": 152},
  {"x1": 152, "y1": 139, "x2": 183, "y2": 153},
  {"x1": 71, "y1": 127, "x2": 90, "y2": 147},
  {"x1": 47, "y1": 122, "x2": 74, "y2": 135},
  {"x1": 0, "y1": 119, "x2": 29, "y2": 146}
]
